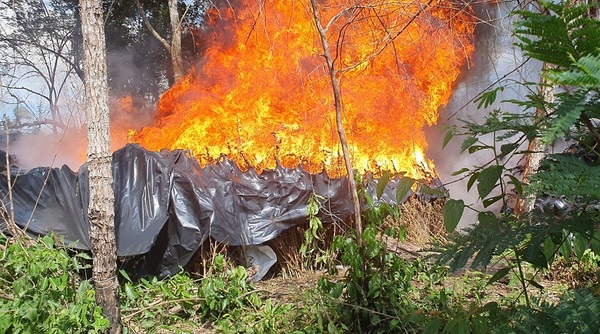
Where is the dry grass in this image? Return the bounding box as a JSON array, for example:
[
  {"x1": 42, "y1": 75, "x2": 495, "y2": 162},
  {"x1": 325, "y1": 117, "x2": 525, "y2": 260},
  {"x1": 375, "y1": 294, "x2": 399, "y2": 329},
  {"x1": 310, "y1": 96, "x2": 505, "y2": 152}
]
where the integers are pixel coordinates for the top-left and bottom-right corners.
[
  {"x1": 185, "y1": 197, "x2": 446, "y2": 278},
  {"x1": 184, "y1": 238, "x2": 246, "y2": 278},
  {"x1": 266, "y1": 219, "x2": 352, "y2": 278},
  {"x1": 395, "y1": 198, "x2": 447, "y2": 246}
]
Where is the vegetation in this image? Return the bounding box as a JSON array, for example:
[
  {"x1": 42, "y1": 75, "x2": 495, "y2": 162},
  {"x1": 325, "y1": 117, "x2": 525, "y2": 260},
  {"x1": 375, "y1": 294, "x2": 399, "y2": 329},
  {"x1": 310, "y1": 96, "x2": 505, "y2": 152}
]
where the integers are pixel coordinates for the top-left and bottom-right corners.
[
  {"x1": 0, "y1": 235, "x2": 109, "y2": 333},
  {"x1": 440, "y1": 0, "x2": 600, "y2": 303},
  {"x1": 1, "y1": 1, "x2": 600, "y2": 333}
]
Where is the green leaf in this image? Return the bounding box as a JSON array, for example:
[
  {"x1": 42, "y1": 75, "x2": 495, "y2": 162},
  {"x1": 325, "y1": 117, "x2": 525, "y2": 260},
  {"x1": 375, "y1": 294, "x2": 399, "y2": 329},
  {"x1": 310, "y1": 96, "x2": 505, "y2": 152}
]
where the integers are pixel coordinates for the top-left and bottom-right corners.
[
  {"x1": 478, "y1": 211, "x2": 497, "y2": 225},
  {"x1": 419, "y1": 185, "x2": 445, "y2": 196},
  {"x1": 477, "y1": 165, "x2": 503, "y2": 199},
  {"x1": 474, "y1": 86, "x2": 504, "y2": 109},
  {"x1": 76, "y1": 252, "x2": 92, "y2": 260},
  {"x1": 331, "y1": 283, "x2": 343, "y2": 298},
  {"x1": 119, "y1": 270, "x2": 132, "y2": 283},
  {"x1": 443, "y1": 199, "x2": 465, "y2": 232},
  {"x1": 528, "y1": 279, "x2": 544, "y2": 290},
  {"x1": 528, "y1": 155, "x2": 600, "y2": 201},
  {"x1": 522, "y1": 243, "x2": 548, "y2": 269},
  {"x1": 591, "y1": 231, "x2": 600, "y2": 255},
  {"x1": 499, "y1": 143, "x2": 519, "y2": 158},
  {"x1": 468, "y1": 145, "x2": 494, "y2": 154},
  {"x1": 541, "y1": 92, "x2": 586, "y2": 144},
  {"x1": 559, "y1": 232, "x2": 572, "y2": 260},
  {"x1": 467, "y1": 172, "x2": 479, "y2": 192},
  {"x1": 574, "y1": 232, "x2": 589, "y2": 260},
  {"x1": 376, "y1": 172, "x2": 391, "y2": 200},
  {"x1": 124, "y1": 284, "x2": 137, "y2": 302},
  {"x1": 423, "y1": 318, "x2": 442, "y2": 334},
  {"x1": 451, "y1": 167, "x2": 470, "y2": 176},
  {"x1": 488, "y1": 267, "x2": 510, "y2": 285},
  {"x1": 483, "y1": 194, "x2": 503, "y2": 208},
  {"x1": 396, "y1": 177, "x2": 415, "y2": 203},
  {"x1": 442, "y1": 129, "x2": 455, "y2": 149},
  {"x1": 508, "y1": 175, "x2": 523, "y2": 195},
  {"x1": 543, "y1": 237, "x2": 557, "y2": 265},
  {"x1": 461, "y1": 137, "x2": 478, "y2": 153},
  {"x1": 548, "y1": 52, "x2": 600, "y2": 88}
]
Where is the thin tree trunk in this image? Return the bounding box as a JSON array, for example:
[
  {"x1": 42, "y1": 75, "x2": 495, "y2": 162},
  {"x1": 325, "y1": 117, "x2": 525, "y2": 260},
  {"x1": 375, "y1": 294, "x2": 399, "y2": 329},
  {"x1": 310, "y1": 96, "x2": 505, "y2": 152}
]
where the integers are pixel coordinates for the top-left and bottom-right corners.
[
  {"x1": 514, "y1": 62, "x2": 555, "y2": 216},
  {"x1": 169, "y1": 0, "x2": 185, "y2": 82},
  {"x1": 79, "y1": 0, "x2": 121, "y2": 332},
  {"x1": 135, "y1": 0, "x2": 185, "y2": 84},
  {"x1": 514, "y1": 0, "x2": 593, "y2": 216},
  {"x1": 309, "y1": 0, "x2": 362, "y2": 244}
]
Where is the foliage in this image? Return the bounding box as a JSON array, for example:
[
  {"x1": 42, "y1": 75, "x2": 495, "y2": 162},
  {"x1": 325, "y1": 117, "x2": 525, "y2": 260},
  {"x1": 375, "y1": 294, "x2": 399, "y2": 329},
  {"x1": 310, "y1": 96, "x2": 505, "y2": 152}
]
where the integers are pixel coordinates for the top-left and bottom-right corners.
[
  {"x1": 440, "y1": 1, "x2": 600, "y2": 298},
  {"x1": 196, "y1": 255, "x2": 262, "y2": 323},
  {"x1": 299, "y1": 193, "x2": 335, "y2": 271},
  {"x1": 0, "y1": 234, "x2": 109, "y2": 333},
  {"x1": 528, "y1": 154, "x2": 600, "y2": 202},
  {"x1": 321, "y1": 225, "x2": 416, "y2": 333},
  {"x1": 494, "y1": 289, "x2": 600, "y2": 334},
  {"x1": 309, "y1": 198, "x2": 507, "y2": 334},
  {"x1": 120, "y1": 269, "x2": 201, "y2": 332},
  {"x1": 120, "y1": 253, "x2": 299, "y2": 333}
]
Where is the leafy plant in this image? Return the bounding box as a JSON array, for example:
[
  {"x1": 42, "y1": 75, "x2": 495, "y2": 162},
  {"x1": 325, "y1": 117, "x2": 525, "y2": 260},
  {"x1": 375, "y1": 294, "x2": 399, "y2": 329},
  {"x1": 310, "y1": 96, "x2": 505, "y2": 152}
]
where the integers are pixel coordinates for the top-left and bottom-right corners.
[
  {"x1": 318, "y1": 220, "x2": 417, "y2": 333},
  {"x1": 120, "y1": 269, "x2": 202, "y2": 332},
  {"x1": 197, "y1": 255, "x2": 261, "y2": 322},
  {"x1": 299, "y1": 193, "x2": 335, "y2": 271},
  {"x1": 440, "y1": 2, "x2": 600, "y2": 307},
  {"x1": 494, "y1": 289, "x2": 600, "y2": 334},
  {"x1": 0, "y1": 234, "x2": 109, "y2": 333}
]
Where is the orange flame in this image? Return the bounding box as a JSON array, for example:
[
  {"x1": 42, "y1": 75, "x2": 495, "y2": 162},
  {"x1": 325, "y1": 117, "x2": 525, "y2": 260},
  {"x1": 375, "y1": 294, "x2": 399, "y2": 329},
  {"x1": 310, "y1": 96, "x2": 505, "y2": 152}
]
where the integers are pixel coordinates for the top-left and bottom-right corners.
[{"x1": 132, "y1": 0, "x2": 475, "y2": 178}]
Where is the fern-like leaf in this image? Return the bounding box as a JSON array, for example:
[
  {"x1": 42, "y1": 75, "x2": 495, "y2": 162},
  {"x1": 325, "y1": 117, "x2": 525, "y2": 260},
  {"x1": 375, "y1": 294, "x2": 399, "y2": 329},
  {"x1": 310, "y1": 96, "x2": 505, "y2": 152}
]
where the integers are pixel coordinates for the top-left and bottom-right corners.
[
  {"x1": 514, "y1": 2, "x2": 600, "y2": 67},
  {"x1": 497, "y1": 290, "x2": 600, "y2": 334},
  {"x1": 541, "y1": 91, "x2": 587, "y2": 144},
  {"x1": 547, "y1": 52, "x2": 600, "y2": 88},
  {"x1": 528, "y1": 154, "x2": 600, "y2": 201}
]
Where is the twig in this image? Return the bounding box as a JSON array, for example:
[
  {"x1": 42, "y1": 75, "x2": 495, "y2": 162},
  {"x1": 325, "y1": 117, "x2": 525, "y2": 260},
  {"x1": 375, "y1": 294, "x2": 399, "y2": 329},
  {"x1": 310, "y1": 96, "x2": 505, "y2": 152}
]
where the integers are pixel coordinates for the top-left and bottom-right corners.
[
  {"x1": 122, "y1": 297, "x2": 203, "y2": 321},
  {"x1": 0, "y1": 292, "x2": 14, "y2": 301}
]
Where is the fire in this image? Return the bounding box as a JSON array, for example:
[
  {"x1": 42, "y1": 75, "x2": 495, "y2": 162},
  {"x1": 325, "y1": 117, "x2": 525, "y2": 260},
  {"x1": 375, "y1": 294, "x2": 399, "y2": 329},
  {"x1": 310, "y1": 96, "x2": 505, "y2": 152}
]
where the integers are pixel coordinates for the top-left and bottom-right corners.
[
  {"x1": 110, "y1": 96, "x2": 135, "y2": 151},
  {"x1": 132, "y1": 0, "x2": 475, "y2": 178}
]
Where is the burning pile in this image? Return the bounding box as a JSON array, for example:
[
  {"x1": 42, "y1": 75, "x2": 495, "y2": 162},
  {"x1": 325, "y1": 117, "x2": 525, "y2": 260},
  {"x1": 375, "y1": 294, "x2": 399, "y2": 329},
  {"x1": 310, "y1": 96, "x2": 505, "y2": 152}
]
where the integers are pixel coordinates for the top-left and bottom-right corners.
[
  {"x1": 0, "y1": 1, "x2": 477, "y2": 280},
  {"x1": 132, "y1": 0, "x2": 475, "y2": 178}
]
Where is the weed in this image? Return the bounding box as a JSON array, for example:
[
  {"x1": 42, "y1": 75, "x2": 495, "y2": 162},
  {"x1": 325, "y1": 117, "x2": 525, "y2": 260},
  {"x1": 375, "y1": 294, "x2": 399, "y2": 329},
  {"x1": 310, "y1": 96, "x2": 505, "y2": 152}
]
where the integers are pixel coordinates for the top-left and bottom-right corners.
[{"x1": 0, "y1": 234, "x2": 109, "y2": 333}]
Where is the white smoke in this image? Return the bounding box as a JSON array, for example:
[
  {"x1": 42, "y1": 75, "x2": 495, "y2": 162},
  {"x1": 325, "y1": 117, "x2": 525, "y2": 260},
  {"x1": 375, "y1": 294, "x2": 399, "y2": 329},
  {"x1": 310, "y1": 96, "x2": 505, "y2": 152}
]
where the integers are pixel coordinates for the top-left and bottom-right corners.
[{"x1": 427, "y1": 1, "x2": 542, "y2": 229}]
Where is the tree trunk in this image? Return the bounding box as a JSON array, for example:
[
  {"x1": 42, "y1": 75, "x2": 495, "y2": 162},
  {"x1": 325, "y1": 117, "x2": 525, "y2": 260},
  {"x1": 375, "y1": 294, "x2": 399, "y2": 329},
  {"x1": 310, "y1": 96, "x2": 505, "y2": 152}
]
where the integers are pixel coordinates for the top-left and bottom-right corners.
[
  {"x1": 309, "y1": 0, "x2": 363, "y2": 244},
  {"x1": 513, "y1": 62, "x2": 555, "y2": 216},
  {"x1": 135, "y1": 0, "x2": 185, "y2": 84},
  {"x1": 78, "y1": 0, "x2": 121, "y2": 332},
  {"x1": 169, "y1": 0, "x2": 185, "y2": 82},
  {"x1": 514, "y1": 0, "x2": 594, "y2": 216}
]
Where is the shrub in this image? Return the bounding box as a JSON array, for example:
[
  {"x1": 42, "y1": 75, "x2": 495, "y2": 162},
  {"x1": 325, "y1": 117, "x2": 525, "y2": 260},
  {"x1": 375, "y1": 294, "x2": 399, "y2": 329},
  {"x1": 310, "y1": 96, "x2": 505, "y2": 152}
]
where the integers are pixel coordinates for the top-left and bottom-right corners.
[{"x1": 0, "y1": 234, "x2": 109, "y2": 333}]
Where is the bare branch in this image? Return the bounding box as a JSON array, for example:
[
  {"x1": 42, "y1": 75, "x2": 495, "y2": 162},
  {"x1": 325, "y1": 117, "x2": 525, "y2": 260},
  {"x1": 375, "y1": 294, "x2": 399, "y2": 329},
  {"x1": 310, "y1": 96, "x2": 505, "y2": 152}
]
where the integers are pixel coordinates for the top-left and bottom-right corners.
[
  {"x1": 134, "y1": 0, "x2": 172, "y2": 52},
  {"x1": 6, "y1": 119, "x2": 67, "y2": 131}
]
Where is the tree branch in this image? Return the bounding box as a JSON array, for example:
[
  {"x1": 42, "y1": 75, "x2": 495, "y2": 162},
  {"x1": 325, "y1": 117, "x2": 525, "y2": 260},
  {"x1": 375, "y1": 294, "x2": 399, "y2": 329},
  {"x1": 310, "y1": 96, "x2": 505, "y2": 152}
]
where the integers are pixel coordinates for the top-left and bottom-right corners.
[
  {"x1": 134, "y1": 0, "x2": 172, "y2": 52},
  {"x1": 7, "y1": 119, "x2": 67, "y2": 131}
]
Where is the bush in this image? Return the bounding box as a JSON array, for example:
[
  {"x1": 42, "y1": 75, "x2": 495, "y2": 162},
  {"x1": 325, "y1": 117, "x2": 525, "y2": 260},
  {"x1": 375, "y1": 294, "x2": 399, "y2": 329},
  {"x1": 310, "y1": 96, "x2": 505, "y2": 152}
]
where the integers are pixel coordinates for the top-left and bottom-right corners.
[{"x1": 0, "y1": 234, "x2": 109, "y2": 333}]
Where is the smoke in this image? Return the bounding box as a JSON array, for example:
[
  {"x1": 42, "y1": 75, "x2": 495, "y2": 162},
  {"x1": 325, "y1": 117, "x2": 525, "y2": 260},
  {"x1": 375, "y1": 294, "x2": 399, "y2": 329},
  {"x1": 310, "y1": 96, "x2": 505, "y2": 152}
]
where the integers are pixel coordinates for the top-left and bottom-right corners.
[
  {"x1": 8, "y1": 128, "x2": 87, "y2": 170},
  {"x1": 2, "y1": 42, "x2": 160, "y2": 170},
  {"x1": 427, "y1": 1, "x2": 542, "y2": 229},
  {"x1": 5, "y1": 93, "x2": 156, "y2": 171}
]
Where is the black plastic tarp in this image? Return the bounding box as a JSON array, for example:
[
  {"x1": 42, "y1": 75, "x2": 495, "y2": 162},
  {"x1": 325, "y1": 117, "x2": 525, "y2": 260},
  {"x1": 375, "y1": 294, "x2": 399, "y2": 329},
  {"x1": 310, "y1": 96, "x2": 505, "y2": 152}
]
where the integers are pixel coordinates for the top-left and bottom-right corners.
[{"x1": 0, "y1": 144, "x2": 354, "y2": 277}]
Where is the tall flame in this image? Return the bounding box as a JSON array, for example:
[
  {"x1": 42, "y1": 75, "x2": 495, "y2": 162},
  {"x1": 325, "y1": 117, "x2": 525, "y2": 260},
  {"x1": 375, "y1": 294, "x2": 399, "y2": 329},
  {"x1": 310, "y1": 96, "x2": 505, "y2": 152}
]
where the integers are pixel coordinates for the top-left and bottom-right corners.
[{"x1": 132, "y1": 0, "x2": 475, "y2": 178}]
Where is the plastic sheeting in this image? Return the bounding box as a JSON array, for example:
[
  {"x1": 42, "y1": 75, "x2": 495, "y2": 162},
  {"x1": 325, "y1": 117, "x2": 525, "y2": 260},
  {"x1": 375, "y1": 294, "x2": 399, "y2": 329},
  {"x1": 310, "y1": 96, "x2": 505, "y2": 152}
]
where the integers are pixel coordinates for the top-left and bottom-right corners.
[{"x1": 0, "y1": 144, "x2": 354, "y2": 277}]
